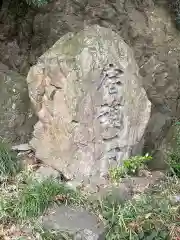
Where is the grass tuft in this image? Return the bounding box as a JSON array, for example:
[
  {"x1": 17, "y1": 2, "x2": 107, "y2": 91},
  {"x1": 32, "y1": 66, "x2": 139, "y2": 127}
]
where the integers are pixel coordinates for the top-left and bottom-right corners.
[
  {"x1": 0, "y1": 173, "x2": 84, "y2": 223},
  {"x1": 0, "y1": 141, "x2": 21, "y2": 180},
  {"x1": 15, "y1": 178, "x2": 82, "y2": 220}
]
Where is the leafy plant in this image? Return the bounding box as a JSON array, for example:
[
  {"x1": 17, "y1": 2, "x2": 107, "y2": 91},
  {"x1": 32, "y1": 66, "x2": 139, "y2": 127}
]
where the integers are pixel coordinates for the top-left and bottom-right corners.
[
  {"x1": 109, "y1": 154, "x2": 152, "y2": 182},
  {"x1": 0, "y1": 141, "x2": 21, "y2": 180}
]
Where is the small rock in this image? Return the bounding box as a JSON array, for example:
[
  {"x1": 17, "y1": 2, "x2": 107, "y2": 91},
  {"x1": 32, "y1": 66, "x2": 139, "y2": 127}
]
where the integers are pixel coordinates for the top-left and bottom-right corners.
[
  {"x1": 66, "y1": 180, "x2": 83, "y2": 190},
  {"x1": 128, "y1": 171, "x2": 165, "y2": 194},
  {"x1": 12, "y1": 143, "x2": 31, "y2": 151},
  {"x1": 94, "y1": 182, "x2": 133, "y2": 203},
  {"x1": 35, "y1": 166, "x2": 60, "y2": 180},
  {"x1": 41, "y1": 205, "x2": 105, "y2": 240},
  {"x1": 17, "y1": 151, "x2": 31, "y2": 157}
]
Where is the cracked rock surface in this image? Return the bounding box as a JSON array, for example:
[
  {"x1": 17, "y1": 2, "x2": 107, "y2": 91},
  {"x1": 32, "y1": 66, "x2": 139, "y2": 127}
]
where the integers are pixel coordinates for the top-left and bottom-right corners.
[{"x1": 27, "y1": 25, "x2": 151, "y2": 183}]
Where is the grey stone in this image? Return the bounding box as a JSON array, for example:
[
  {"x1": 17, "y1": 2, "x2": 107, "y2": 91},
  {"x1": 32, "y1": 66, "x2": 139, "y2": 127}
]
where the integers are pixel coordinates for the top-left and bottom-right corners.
[
  {"x1": 12, "y1": 143, "x2": 31, "y2": 151},
  {"x1": 87, "y1": 171, "x2": 165, "y2": 202},
  {"x1": 0, "y1": 64, "x2": 37, "y2": 144},
  {"x1": 35, "y1": 166, "x2": 60, "y2": 180},
  {"x1": 41, "y1": 205, "x2": 105, "y2": 240},
  {"x1": 66, "y1": 180, "x2": 84, "y2": 191},
  {"x1": 94, "y1": 183, "x2": 133, "y2": 203},
  {"x1": 27, "y1": 25, "x2": 151, "y2": 184}
]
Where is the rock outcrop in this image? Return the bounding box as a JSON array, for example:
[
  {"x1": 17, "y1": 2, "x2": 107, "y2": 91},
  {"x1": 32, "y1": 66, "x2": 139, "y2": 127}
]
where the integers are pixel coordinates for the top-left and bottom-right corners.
[
  {"x1": 0, "y1": 0, "x2": 179, "y2": 167},
  {"x1": 0, "y1": 63, "x2": 36, "y2": 144},
  {"x1": 27, "y1": 25, "x2": 151, "y2": 182}
]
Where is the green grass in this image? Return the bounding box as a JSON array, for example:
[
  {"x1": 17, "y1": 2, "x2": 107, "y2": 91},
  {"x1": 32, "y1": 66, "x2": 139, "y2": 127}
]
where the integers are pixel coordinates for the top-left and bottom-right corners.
[
  {"x1": 15, "y1": 178, "x2": 82, "y2": 220},
  {"x1": 0, "y1": 172, "x2": 179, "y2": 240},
  {"x1": 0, "y1": 168, "x2": 85, "y2": 239},
  {"x1": 0, "y1": 173, "x2": 84, "y2": 223},
  {"x1": 0, "y1": 141, "x2": 21, "y2": 180},
  {"x1": 0, "y1": 139, "x2": 179, "y2": 240},
  {"x1": 2, "y1": 175, "x2": 179, "y2": 239},
  {"x1": 94, "y1": 177, "x2": 180, "y2": 240}
]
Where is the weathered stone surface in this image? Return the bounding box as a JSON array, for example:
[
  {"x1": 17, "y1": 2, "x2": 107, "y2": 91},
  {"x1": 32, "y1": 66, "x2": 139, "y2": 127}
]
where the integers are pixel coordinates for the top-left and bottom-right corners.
[
  {"x1": 0, "y1": 1, "x2": 180, "y2": 169},
  {"x1": 31, "y1": 2, "x2": 180, "y2": 169},
  {"x1": 83, "y1": 171, "x2": 165, "y2": 202},
  {"x1": 27, "y1": 25, "x2": 151, "y2": 182},
  {"x1": 150, "y1": 124, "x2": 178, "y2": 170},
  {"x1": 0, "y1": 63, "x2": 37, "y2": 144},
  {"x1": 25, "y1": 1, "x2": 180, "y2": 168},
  {"x1": 144, "y1": 111, "x2": 173, "y2": 170},
  {"x1": 35, "y1": 165, "x2": 60, "y2": 180},
  {"x1": 41, "y1": 205, "x2": 105, "y2": 240}
]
